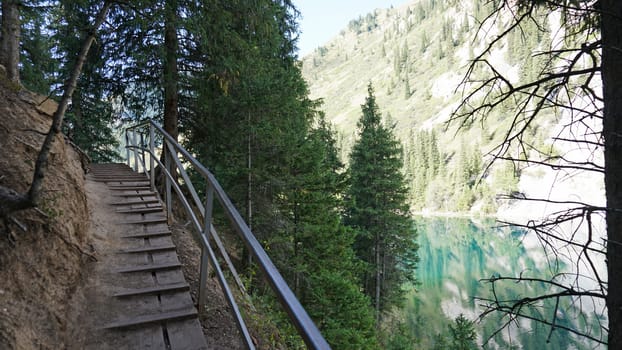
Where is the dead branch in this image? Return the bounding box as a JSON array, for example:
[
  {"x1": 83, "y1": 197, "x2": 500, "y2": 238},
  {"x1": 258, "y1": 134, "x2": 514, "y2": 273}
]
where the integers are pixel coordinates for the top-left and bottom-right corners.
[{"x1": 452, "y1": 1, "x2": 608, "y2": 345}]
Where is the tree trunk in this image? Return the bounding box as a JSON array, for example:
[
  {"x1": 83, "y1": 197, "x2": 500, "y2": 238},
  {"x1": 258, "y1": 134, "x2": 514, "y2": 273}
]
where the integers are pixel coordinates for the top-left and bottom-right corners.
[
  {"x1": 1, "y1": 0, "x2": 20, "y2": 83},
  {"x1": 163, "y1": 0, "x2": 179, "y2": 142},
  {"x1": 602, "y1": 2, "x2": 622, "y2": 348},
  {"x1": 156, "y1": 0, "x2": 179, "y2": 187},
  {"x1": 28, "y1": 1, "x2": 113, "y2": 205},
  {"x1": 247, "y1": 112, "x2": 253, "y2": 230},
  {"x1": 375, "y1": 233, "x2": 381, "y2": 327}
]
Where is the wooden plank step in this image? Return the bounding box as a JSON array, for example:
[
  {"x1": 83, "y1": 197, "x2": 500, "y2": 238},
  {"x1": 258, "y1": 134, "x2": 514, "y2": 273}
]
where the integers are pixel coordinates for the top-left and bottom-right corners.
[
  {"x1": 118, "y1": 243, "x2": 176, "y2": 254},
  {"x1": 96, "y1": 178, "x2": 149, "y2": 182},
  {"x1": 116, "y1": 261, "x2": 182, "y2": 273},
  {"x1": 112, "y1": 192, "x2": 158, "y2": 198},
  {"x1": 113, "y1": 282, "x2": 190, "y2": 298},
  {"x1": 110, "y1": 198, "x2": 161, "y2": 206},
  {"x1": 93, "y1": 174, "x2": 147, "y2": 177},
  {"x1": 108, "y1": 182, "x2": 150, "y2": 186},
  {"x1": 121, "y1": 230, "x2": 172, "y2": 239},
  {"x1": 94, "y1": 175, "x2": 148, "y2": 179},
  {"x1": 121, "y1": 218, "x2": 167, "y2": 225},
  {"x1": 91, "y1": 170, "x2": 134, "y2": 174},
  {"x1": 116, "y1": 207, "x2": 163, "y2": 214},
  {"x1": 103, "y1": 308, "x2": 198, "y2": 329},
  {"x1": 108, "y1": 186, "x2": 151, "y2": 191}
]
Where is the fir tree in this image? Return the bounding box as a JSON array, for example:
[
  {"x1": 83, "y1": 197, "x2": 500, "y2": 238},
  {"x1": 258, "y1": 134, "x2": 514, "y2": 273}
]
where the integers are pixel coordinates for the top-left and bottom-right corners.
[
  {"x1": 345, "y1": 82, "x2": 419, "y2": 325},
  {"x1": 287, "y1": 116, "x2": 378, "y2": 348},
  {"x1": 449, "y1": 314, "x2": 478, "y2": 350}
]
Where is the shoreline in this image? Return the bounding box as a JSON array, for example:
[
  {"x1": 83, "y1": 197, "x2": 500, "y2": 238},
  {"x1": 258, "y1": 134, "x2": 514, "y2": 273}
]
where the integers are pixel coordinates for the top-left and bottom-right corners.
[{"x1": 411, "y1": 210, "x2": 497, "y2": 219}]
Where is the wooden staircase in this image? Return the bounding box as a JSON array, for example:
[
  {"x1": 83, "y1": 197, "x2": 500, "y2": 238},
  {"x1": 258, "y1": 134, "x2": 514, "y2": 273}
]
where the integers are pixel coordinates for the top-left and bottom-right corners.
[{"x1": 88, "y1": 163, "x2": 207, "y2": 349}]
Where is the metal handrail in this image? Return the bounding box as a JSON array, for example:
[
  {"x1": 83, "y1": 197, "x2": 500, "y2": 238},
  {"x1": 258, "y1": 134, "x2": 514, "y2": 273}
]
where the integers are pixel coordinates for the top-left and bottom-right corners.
[{"x1": 124, "y1": 120, "x2": 331, "y2": 350}]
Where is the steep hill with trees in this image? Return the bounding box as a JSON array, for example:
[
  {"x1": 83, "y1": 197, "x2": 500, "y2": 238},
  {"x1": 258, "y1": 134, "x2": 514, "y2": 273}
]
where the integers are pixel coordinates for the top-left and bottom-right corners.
[{"x1": 301, "y1": 0, "x2": 562, "y2": 214}]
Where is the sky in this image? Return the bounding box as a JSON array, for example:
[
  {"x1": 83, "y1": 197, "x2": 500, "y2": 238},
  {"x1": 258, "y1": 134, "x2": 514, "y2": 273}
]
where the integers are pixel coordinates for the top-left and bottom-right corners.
[{"x1": 294, "y1": 0, "x2": 411, "y2": 56}]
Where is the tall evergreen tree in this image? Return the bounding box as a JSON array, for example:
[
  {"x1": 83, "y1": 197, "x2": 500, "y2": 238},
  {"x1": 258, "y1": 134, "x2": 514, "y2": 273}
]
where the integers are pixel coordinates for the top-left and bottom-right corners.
[
  {"x1": 182, "y1": 2, "x2": 379, "y2": 346},
  {"x1": 345, "y1": 82, "x2": 418, "y2": 325},
  {"x1": 284, "y1": 115, "x2": 378, "y2": 348},
  {"x1": 49, "y1": 0, "x2": 120, "y2": 162},
  {"x1": 449, "y1": 314, "x2": 477, "y2": 350}
]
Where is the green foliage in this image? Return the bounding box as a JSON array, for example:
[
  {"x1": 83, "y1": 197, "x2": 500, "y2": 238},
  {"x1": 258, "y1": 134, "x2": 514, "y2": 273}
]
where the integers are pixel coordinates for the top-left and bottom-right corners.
[
  {"x1": 20, "y1": 4, "x2": 59, "y2": 95},
  {"x1": 449, "y1": 314, "x2": 478, "y2": 350},
  {"x1": 15, "y1": 0, "x2": 121, "y2": 162},
  {"x1": 404, "y1": 130, "x2": 492, "y2": 213},
  {"x1": 432, "y1": 333, "x2": 450, "y2": 350},
  {"x1": 381, "y1": 316, "x2": 416, "y2": 350},
  {"x1": 345, "y1": 83, "x2": 419, "y2": 324},
  {"x1": 56, "y1": 1, "x2": 120, "y2": 162},
  {"x1": 179, "y1": 1, "x2": 378, "y2": 346}
]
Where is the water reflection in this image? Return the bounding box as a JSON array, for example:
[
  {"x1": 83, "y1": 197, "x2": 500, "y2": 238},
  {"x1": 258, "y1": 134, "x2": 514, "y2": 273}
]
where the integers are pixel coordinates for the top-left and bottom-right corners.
[{"x1": 405, "y1": 216, "x2": 603, "y2": 349}]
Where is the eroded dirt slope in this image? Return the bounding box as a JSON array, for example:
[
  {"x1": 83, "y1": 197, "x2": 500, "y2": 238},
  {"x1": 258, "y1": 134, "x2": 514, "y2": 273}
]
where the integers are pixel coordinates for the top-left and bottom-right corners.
[{"x1": 0, "y1": 70, "x2": 91, "y2": 349}]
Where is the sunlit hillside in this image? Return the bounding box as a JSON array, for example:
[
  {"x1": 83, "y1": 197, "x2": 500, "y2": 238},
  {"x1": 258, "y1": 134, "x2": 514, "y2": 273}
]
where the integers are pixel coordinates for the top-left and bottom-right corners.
[{"x1": 301, "y1": 0, "x2": 603, "y2": 215}]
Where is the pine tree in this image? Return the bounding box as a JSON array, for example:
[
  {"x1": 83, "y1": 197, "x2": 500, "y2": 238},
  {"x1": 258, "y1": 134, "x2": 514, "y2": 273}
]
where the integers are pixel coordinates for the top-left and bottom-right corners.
[
  {"x1": 449, "y1": 314, "x2": 477, "y2": 350},
  {"x1": 285, "y1": 116, "x2": 378, "y2": 348},
  {"x1": 55, "y1": 1, "x2": 120, "y2": 162},
  {"x1": 345, "y1": 82, "x2": 419, "y2": 325}
]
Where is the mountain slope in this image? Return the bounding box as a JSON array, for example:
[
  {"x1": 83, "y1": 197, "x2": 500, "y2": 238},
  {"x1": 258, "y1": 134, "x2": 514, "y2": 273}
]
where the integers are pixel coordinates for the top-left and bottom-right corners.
[
  {"x1": 300, "y1": 0, "x2": 601, "y2": 215},
  {"x1": 302, "y1": 0, "x2": 482, "y2": 151}
]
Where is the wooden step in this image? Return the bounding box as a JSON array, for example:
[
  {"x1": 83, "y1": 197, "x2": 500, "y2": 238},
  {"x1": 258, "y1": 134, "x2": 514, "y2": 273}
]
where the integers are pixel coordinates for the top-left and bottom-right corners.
[
  {"x1": 121, "y1": 218, "x2": 167, "y2": 225},
  {"x1": 116, "y1": 207, "x2": 163, "y2": 214},
  {"x1": 110, "y1": 198, "x2": 161, "y2": 206},
  {"x1": 121, "y1": 230, "x2": 172, "y2": 239},
  {"x1": 109, "y1": 186, "x2": 151, "y2": 191},
  {"x1": 116, "y1": 261, "x2": 182, "y2": 273},
  {"x1": 112, "y1": 192, "x2": 158, "y2": 198},
  {"x1": 103, "y1": 308, "x2": 198, "y2": 329},
  {"x1": 108, "y1": 181, "x2": 150, "y2": 186},
  {"x1": 94, "y1": 175, "x2": 148, "y2": 179},
  {"x1": 113, "y1": 282, "x2": 190, "y2": 298},
  {"x1": 95, "y1": 177, "x2": 149, "y2": 182},
  {"x1": 118, "y1": 243, "x2": 176, "y2": 254}
]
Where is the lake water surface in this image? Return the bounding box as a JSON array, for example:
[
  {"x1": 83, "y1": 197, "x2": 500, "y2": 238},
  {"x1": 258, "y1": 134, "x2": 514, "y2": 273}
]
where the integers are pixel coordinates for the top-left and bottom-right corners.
[{"x1": 403, "y1": 216, "x2": 605, "y2": 349}]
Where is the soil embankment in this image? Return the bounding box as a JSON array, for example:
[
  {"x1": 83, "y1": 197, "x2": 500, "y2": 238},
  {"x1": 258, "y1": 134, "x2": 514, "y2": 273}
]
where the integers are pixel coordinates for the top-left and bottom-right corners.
[{"x1": 0, "y1": 72, "x2": 91, "y2": 349}]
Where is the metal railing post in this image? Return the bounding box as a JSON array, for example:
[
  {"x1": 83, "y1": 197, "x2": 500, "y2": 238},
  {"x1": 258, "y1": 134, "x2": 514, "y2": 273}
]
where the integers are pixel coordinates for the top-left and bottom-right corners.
[
  {"x1": 198, "y1": 182, "x2": 214, "y2": 313},
  {"x1": 132, "y1": 131, "x2": 139, "y2": 172},
  {"x1": 140, "y1": 132, "x2": 146, "y2": 173},
  {"x1": 149, "y1": 123, "x2": 155, "y2": 192},
  {"x1": 165, "y1": 149, "x2": 172, "y2": 220},
  {"x1": 125, "y1": 131, "x2": 130, "y2": 167}
]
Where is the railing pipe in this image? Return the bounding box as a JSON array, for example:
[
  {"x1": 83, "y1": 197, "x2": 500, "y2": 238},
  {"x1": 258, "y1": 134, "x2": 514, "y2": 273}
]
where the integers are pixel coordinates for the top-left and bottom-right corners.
[
  {"x1": 165, "y1": 139, "x2": 203, "y2": 214},
  {"x1": 149, "y1": 153, "x2": 255, "y2": 349},
  {"x1": 124, "y1": 120, "x2": 331, "y2": 350},
  {"x1": 148, "y1": 122, "x2": 330, "y2": 350}
]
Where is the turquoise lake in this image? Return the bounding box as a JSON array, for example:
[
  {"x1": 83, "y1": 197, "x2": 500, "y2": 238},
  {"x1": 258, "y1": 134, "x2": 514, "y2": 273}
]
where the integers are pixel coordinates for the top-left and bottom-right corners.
[{"x1": 403, "y1": 217, "x2": 605, "y2": 349}]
